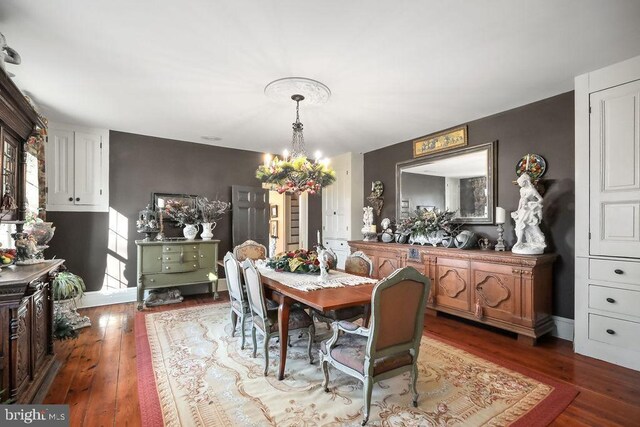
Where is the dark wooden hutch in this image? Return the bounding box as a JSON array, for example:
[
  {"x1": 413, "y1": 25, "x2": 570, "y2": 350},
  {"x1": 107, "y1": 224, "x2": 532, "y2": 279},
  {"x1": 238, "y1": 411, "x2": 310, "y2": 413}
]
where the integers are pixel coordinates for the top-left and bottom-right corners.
[{"x1": 0, "y1": 67, "x2": 63, "y2": 402}]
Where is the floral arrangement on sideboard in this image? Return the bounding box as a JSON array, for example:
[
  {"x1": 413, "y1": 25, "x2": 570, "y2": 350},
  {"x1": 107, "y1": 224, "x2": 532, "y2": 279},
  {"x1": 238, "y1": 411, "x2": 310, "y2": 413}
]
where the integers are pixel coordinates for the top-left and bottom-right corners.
[
  {"x1": 196, "y1": 197, "x2": 231, "y2": 224},
  {"x1": 395, "y1": 208, "x2": 460, "y2": 245},
  {"x1": 196, "y1": 196, "x2": 231, "y2": 240},
  {"x1": 165, "y1": 199, "x2": 201, "y2": 227}
]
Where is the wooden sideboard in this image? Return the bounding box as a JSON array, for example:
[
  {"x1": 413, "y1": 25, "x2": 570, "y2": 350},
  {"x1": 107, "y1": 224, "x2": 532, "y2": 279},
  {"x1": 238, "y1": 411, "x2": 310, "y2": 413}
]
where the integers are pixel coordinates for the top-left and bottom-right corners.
[
  {"x1": 0, "y1": 259, "x2": 65, "y2": 403},
  {"x1": 136, "y1": 239, "x2": 219, "y2": 309},
  {"x1": 349, "y1": 241, "x2": 556, "y2": 344}
]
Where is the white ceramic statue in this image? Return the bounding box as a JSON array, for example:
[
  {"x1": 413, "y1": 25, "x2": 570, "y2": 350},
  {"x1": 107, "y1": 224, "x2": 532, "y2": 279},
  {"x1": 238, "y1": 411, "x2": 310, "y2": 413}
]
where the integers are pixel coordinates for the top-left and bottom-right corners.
[
  {"x1": 0, "y1": 32, "x2": 21, "y2": 72},
  {"x1": 511, "y1": 173, "x2": 546, "y2": 254},
  {"x1": 269, "y1": 236, "x2": 277, "y2": 259},
  {"x1": 361, "y1": 206, "x2": 374, "y2": 233},
  {"x1": 318, "y1": 248, "x2": 330, "y2": 281}
]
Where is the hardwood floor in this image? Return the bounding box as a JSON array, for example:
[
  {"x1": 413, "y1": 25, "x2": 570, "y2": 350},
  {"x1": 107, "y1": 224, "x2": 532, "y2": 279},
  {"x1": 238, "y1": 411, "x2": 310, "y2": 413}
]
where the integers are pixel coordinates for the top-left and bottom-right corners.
[{"x1": 44, "y1": 294, "x2": 640, "y2": 426}]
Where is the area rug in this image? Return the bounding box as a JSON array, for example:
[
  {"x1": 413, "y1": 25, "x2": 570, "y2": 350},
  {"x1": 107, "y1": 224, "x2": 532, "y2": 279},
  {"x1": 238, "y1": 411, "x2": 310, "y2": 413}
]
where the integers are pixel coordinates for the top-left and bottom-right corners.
[{"x1": 136, "y1": 303, "x2": 577, "y2": 426}]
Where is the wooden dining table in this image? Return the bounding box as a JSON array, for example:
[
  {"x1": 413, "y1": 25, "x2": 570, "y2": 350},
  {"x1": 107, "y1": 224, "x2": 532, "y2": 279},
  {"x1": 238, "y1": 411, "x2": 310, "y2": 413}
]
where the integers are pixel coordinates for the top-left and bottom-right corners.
[{"x1": 259, "y1": 272, "x2": 375, "y2": 380}]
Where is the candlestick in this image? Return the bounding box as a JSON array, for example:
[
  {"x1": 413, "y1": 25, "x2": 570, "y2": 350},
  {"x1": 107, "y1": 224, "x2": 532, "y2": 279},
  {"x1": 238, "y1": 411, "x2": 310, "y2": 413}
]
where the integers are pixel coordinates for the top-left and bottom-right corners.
[
  {"x1": 495, "y1": 207, "x2": 506, "y2": 224},
  {"x1": 495, "y1": 223, "x2": 506, "y2": 251},
  {"x1": 317, "y1": 230, "x2": 321, "y2": 246},
  {"x1": 157, "y1": 198, "x2": 165, "y2": 209},
  {"x1": 156, "y1": 209, "x2": 165, "y2": 241},
  {"x1": 525, "y1": 153, "x2": 530, "y2": 171}
]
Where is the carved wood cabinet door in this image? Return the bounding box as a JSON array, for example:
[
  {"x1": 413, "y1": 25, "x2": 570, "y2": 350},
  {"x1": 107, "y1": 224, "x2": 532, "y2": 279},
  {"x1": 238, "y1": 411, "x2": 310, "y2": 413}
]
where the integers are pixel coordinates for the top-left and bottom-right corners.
[
  {"x1": 12, "y1": 299, "x2": 31, "y2": 400},
  {"x1": 471, "y1": 262, "x2": 521, "y2": 324},
  {"x1": 435, "y1": 257, "x2": 471, "y2": 312},
  {"x1": 31, "y1": 288, "x2": 48, "y2": 370},
  {"x1": 373, "y1": 253, "x2": 403, "y2": 279}
]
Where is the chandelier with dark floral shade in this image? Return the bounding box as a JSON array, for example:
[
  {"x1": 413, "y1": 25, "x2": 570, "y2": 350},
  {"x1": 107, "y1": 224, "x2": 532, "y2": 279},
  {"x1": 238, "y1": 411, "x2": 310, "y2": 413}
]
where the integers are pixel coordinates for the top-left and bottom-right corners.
[{"x1": 257, "y1": 79, "x2": 335, "y2": 195}]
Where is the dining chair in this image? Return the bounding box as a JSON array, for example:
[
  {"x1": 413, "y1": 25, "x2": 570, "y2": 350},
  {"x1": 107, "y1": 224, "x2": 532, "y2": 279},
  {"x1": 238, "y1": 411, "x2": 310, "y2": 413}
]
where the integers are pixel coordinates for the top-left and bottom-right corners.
[
  {"x1": 233, "y1": 240, "x2": 267, "y2": 262},
  {"x1": 241, "y1": 259, "x2": 315, "y2": 376},
  {"x1": 223, "y1": 252, "x2": 277, "y2": 349},
  {"x1": 319, "y1": 266, "x2": 431, "y2": 426},
  {"x1": 313, "y1": 251, "x2": 374, "y2": 328},
  {"x1": 222, "y1": 251, "x2": 251, "y2": 349}
]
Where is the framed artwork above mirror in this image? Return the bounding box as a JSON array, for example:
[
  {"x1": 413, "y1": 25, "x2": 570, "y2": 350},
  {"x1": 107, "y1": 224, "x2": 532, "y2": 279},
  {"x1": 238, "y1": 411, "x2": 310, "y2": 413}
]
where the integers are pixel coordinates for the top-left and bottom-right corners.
[{"x1": 396, "y1": 141, "x2": 496, "y2": 224}]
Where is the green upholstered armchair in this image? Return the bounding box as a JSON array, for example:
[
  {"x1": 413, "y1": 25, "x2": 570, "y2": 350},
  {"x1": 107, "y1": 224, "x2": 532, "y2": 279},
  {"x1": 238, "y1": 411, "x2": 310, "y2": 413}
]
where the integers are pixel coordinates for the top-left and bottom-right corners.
[{"x1": 319, "y1": 266, "x2": 431, "y2": 426}]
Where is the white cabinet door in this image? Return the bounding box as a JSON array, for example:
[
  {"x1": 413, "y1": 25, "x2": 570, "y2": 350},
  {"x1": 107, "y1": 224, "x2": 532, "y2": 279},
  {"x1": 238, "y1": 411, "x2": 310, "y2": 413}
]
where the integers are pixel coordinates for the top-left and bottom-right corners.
[
  {"x1": 335, "y1": 166, "x2": 349, "y2": 236},
  {"x1": 74, "y1": 131, "x2": 105, "y2": 206},
  {"x1": 590, "y1": 80, "x2": 640, "y2": 258},
  {"x1": 46, "y1": 129, "x2": 75, "y2": 206},
  {"x1": 322, "y1": 182, "x2": 337, "y2": 239}
]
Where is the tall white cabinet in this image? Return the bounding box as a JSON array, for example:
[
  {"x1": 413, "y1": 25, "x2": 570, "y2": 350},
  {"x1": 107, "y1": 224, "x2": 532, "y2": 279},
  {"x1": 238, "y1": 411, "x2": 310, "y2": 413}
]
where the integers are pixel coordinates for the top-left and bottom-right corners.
[
  {"x1": 322, "y1": 152, "x2": 364, "y2": 269},
  {"x1": 46, "y1": 123, "x2": 109, "y2": 212},
  {"x1": 575, "y1": 55, "x2": 640, "y2": 371}
]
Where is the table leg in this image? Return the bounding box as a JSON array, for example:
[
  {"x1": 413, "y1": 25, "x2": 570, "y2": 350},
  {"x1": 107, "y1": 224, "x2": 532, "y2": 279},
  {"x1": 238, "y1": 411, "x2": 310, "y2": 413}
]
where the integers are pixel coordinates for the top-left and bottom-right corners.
[
  {"x1": 363, "y1": 304, "x2": 371, "y2": 327},
  {"x1": 276, "y1": 293, "x2": 291, "y2": 381}
]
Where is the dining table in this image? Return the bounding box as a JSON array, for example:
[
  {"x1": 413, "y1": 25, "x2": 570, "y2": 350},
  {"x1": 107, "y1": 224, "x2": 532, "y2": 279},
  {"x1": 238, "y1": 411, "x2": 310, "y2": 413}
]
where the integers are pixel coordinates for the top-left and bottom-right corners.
[{"x1": 258, "y1": 268, "x2": 376, "y2": 380}]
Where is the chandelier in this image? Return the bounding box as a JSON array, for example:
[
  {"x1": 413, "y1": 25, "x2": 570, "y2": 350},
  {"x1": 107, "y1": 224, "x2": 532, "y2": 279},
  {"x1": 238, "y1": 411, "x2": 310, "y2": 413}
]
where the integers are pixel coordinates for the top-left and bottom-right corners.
[{"x1": 256, "y1": 92, "x2": 335, "y2": 195}]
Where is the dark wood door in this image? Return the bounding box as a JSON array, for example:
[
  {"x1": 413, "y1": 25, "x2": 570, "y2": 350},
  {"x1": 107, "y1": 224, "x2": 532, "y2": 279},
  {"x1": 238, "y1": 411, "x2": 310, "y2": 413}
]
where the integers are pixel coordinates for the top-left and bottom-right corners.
[{"x1": 231, "y1": 185, "x2": 269, "y2": 248}]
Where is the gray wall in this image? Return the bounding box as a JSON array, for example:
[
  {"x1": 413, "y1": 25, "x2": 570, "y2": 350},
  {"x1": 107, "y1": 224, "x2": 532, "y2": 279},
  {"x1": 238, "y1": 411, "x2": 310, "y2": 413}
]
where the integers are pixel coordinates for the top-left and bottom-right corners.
[
  {"x1": 401, "y1": 173, "x2": 445, "y2": 211},
  {"x1": 364, "y1": 91, "x2": 575, "y2": 319},
  {"x1": 46, "y1": 131, "x2": 322, "y2": 291}
]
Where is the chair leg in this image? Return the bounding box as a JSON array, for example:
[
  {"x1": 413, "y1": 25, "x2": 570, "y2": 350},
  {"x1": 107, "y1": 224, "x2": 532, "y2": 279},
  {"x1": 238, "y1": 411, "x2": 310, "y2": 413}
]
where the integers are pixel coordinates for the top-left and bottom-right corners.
[
  {"x1": 321, "y1": 359, "x2": 330, "y2": 392},
  {"x1": 263, "y1": 333, "x2": 270, "y2": 376},
  {"x1": 307, "y1": 323, "x2": 315, "y2": 364},
  {"x1": 230, "y1": 310, "x2": 238, "y2": 337},
  {"x1": 251, "y1": 326, "x2": 257, "y2": 358},
  {"x1": 362, "y1": 376, "x2": 373, "y2": 426},
  {"x1": 240, "y1": 313, "x2": 246, "y2": 350},
  {"x1": 410, "y1": 363, "x2": 419, "y2": 407}
]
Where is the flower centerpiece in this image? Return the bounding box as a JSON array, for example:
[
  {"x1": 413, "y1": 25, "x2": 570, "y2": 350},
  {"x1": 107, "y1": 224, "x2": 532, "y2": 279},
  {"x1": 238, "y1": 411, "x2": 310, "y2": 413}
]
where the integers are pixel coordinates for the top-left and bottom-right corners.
[
  {"x1": 196, "y1": 197, "x2": 231, "y2": 240},
  {"x1": 165, "y1": 199, "x2": 201, "y2": 239},
  {"x1": 401, "y1": 208, "x2": 459, "y2": 246},
  {"x1": 266, "y1": 249, "x2": 323, "y2": 274}
]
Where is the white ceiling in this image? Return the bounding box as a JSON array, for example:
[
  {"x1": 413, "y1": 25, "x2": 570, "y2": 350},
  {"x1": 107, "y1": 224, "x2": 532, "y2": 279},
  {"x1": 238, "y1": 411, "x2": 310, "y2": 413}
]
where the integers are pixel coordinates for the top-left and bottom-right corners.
[{"x1": 2, "y1": 1, "x2": 640, "y2": 156}]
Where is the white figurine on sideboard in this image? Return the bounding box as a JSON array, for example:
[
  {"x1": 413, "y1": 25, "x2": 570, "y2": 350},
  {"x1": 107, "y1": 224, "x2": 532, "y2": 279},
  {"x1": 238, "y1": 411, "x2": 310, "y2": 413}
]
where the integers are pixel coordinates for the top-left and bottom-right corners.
[{"x1": 511, "y1": 173, "x2": 546, "y2": 254}]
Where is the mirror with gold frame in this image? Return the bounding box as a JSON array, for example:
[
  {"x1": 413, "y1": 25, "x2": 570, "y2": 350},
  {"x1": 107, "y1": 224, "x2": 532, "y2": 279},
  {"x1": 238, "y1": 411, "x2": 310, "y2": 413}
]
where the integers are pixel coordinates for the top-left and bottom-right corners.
[{"x1": 396, "y1": 141, "x2": 496, "y2": 224}]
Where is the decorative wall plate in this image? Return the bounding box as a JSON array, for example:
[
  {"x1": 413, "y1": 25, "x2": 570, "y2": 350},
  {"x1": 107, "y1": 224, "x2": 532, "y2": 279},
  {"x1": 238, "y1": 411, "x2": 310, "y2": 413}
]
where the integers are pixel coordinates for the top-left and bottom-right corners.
[{"x1": 516, "y1": 153, "x2": 546, "y2": 180}]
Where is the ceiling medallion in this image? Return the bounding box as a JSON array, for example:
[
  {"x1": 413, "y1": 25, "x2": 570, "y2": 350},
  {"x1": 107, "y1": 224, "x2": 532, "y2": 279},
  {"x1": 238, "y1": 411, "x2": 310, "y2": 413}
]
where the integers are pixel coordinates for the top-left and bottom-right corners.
[
  {"x1": 264, "y1": 77, "x2": 331, "y2": 106},
  {"x1": 256, "y1": 92, "x2": 335, "y2": 195}
]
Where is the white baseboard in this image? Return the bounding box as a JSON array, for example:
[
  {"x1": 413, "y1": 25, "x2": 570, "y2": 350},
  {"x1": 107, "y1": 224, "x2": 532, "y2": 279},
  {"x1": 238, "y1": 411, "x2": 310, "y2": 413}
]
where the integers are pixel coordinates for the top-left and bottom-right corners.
[
  {"x1": 77, "y1": 287, "x2": 137, "y2": 308},
  {"x1": 551, "y1": 316, "x2": 574, "y2": 342},
  {"x1": 77, "y1": 279, "x2": 229, "y2": 308}
]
